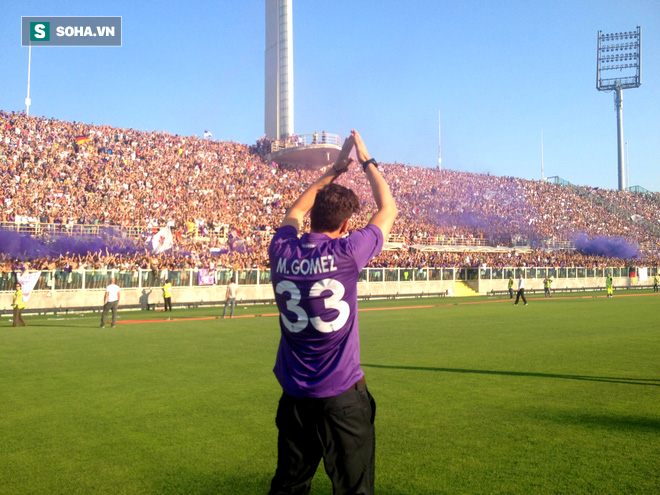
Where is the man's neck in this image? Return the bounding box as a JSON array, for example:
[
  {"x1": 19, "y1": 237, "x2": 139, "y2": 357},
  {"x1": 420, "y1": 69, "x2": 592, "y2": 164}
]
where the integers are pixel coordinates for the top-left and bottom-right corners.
[{"x1": 310, "y1": 229, "x2": 343, "y2": 240}]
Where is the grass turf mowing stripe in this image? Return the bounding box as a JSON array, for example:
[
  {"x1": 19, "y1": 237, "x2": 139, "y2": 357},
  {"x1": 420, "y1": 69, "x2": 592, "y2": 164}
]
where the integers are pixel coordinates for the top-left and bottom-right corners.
[{"x1": 106, "y1": 291, "x2": 659, "y2": 325}]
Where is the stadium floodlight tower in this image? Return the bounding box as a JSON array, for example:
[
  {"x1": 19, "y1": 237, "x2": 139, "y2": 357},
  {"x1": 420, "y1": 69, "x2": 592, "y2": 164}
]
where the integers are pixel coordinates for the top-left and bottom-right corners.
[
  {"x1": 26, "y1": 41, "x2": 33, "y2": 116},
  {"x1": 597, "y1": 26, "x2": 642, "y2": 191},
  {"x1": 263, "y1": 0, "x2": 342, "y2": 170},
  {"x1": 265, "y1": 0, "x2": 294, "y2": 141}
]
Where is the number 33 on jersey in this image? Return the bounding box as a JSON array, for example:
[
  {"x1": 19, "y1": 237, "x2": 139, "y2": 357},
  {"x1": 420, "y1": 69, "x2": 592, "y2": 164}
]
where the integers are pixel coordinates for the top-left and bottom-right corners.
[{"x1": 275, "y1": 278, "x2": 349, "y2": 333}]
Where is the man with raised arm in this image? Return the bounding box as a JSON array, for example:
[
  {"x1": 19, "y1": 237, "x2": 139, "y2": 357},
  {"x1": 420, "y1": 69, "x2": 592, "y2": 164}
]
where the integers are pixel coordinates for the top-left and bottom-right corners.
[{"x1": 268, "y1": 130, "x2": 397, "y2": 495}]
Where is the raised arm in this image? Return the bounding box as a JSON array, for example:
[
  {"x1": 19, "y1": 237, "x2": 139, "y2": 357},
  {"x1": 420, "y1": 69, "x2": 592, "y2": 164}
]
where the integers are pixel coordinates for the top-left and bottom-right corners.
[
  {"x1": 352, "y1": 130, "x2": 398, "y2": 239},
  {"x1": 280, "y1": 135, "x2": 355, "y2": 233}
]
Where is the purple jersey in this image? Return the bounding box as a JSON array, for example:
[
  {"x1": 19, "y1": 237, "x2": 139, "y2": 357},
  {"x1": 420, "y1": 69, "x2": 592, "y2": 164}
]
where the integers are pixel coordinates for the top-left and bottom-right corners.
[{"x1": 269, "y1": 224, "x2": 383, "y2": 398}]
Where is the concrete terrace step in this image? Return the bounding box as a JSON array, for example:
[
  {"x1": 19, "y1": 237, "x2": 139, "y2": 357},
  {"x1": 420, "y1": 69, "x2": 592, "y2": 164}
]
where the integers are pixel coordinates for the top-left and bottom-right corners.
[{"x1": 452, "y1": 281, "x2": 479, "y2": 297}]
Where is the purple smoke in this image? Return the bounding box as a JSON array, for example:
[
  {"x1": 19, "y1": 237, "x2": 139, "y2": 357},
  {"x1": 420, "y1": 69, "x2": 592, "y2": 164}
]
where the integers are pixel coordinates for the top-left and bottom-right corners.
[
  {"x1": 574, "y1": 234, "x2": 639, "y2": 259},
  {"x1": 0, "y1": 228, "x2": 145, "y2": 260},
  {"x1": 0, "y1": 230, "x2": 58, "y2": 259}
]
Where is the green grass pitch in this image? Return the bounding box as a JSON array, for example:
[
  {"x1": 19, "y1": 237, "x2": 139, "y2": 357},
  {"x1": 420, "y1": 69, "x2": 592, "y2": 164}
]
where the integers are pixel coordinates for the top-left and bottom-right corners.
[{"x1": 2, "y1": 291, "x2": 658, "y2": 494}]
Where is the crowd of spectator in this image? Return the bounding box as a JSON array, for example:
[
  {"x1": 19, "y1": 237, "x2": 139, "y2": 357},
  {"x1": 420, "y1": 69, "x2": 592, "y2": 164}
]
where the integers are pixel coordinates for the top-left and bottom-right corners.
[
  {"x1": 369, "y1": 248, "x2": 660, "y2": 270},
  {"x1": 1, "y1": 110, "x2": 659, "y2": 275},
  {"x1": 590, "y1": 186, "x2": 660, "y2": 229}
]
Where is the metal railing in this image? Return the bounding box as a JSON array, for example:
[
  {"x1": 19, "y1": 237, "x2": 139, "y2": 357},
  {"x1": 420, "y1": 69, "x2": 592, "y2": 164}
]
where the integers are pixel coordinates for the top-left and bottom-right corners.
[
  {"x1": 0, "y1": 222, "x2": 233, "y2": 243},
  {"x1": 357, "y1": 266, "x2": 654, "y2": 283},
  {"x1": 0, "y1": 221, "x2": 144, "y2": 238},
  {"x1": 0, "y1": 268, "x2": 263, "y2": 292},
  {"x1": 414, "y1": 236, "x2": 490, "y2": 247},
  {"x1": 1, "y1": 266, "x2": 655, "y2": 293},
  {"x1": 269, "y1": 132, "x2": 341, "y2": 152},
  {"x1": 3, "y1": 222, "x2": 655, "y2": 257}
]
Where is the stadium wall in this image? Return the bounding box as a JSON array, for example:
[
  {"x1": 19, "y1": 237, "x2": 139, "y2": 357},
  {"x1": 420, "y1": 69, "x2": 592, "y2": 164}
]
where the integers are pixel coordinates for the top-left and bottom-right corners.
[
  {"x1": 476, "y1": 277, "x2": 633, "y2": 294},
  {"x1": 0, "y1": 277, "x2": 641, "y2": 314}
]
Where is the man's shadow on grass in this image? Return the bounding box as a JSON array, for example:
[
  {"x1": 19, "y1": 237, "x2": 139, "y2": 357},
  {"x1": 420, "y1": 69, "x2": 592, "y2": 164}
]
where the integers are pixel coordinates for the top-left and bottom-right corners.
[{"x1": 362, "y1": 363, "x2": 660, "y2": 387}]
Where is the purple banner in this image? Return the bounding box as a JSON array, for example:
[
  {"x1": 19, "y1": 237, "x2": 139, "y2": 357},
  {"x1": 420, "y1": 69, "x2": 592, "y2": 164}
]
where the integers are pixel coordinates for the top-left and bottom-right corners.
[{"x1": 197, "y1": 269, "x2": 216, "y2": 286}]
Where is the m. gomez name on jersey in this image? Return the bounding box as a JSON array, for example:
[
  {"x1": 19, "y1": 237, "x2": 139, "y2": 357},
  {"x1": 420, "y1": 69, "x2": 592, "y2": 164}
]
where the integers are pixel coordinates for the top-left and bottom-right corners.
[{"x1": 276, "y1": 255, "x2": 338, "y2": 276}]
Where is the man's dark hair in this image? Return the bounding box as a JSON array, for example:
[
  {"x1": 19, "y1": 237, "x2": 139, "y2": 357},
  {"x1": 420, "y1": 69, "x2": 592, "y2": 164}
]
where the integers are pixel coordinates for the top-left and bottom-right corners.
[{"x1": 310, "y1": 183, "x2": 360, "y2": 233}]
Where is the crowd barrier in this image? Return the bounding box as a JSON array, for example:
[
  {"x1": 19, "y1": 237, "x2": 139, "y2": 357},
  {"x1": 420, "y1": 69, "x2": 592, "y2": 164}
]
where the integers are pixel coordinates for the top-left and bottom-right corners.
[
  {"x1": 0, "y1": 222, "x2": 233, "y2": 244},
  {"x1": 11, "y1": 223, "x2": 657, "y2": 253},
  {"x1": 0, "y1": 221, "x2": 143, "y2": 238},
  {"x1": 1, "y1": 223, "x2": 496, "y2": 249},
  {"x1": 2, "y1": 265, "x2": 657, "y2": 293},
  {"x1": 268, "y1": 132, "x2": 342, "y2": 153}
]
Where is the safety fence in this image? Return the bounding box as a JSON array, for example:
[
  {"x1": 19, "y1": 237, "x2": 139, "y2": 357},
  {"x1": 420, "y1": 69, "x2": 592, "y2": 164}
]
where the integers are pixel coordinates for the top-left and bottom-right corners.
[
  {"x1": 0, "y1": 221, "x2": 144, "y2": 238},
  {"x1": 268, "y1": 132, "x2": 342, "y2": 152},
  {"x1": 1, "y1": 266, "x2": 657, "y2": 293}
]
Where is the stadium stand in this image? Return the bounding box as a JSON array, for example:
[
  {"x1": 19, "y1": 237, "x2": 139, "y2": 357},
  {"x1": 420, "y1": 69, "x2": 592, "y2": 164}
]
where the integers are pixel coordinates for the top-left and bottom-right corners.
[{"x1": 1, "y1": 110, "x2": 659, "y2": 277}]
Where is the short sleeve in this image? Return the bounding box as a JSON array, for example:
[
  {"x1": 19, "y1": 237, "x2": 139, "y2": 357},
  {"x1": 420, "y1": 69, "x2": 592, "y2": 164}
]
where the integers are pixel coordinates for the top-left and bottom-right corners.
[{"x1": 345, "y1": 225, "x2": 383, "y2": 270}]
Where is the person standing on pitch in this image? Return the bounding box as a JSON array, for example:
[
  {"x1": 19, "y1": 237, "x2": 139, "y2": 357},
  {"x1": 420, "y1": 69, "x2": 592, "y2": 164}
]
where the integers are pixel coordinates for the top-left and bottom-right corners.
[
  {"x1": 543, "y1": 276, "x2": 553, "y2": 297},
  {"x1": 222, "y1": 277, "x2": 238, "y2": 319},
  {"x1": 162, "y1": 278, "x2": 173, "y2": 312},
  {"x1": 268, "y1": 130, "x2": 397, "y2": 495},
  {"x1": 508, "y1": 275, "x2": 514, "y2": 299},
  {"x1": 606, "y1": 274, "x2": 614, "y2": 297},
  {"x1": 514, "y1": 272, "x2": 528, "y2": 305},
  {"x1": 653, "y1": 273, "x2": 659, "y2": 293},
  {"x1": 12, "y1": 282, "x2": 27, "y2": 327},
  {"x1": 100, "y1": 276, "x2": 121, "y2": 328}
]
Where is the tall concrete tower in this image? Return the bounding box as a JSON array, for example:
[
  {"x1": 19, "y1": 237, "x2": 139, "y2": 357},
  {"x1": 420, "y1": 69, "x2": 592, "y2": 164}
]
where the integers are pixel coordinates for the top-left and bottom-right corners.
[{"x1": 265, "y1": 0, "x2": 293, "y2": 141}]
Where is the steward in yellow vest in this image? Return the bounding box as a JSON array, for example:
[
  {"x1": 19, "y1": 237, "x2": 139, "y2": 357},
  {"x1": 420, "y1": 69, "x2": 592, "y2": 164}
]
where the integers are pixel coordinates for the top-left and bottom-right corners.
[{"x1": 13, "y1": 283, "x2": 27, "y2": 327}]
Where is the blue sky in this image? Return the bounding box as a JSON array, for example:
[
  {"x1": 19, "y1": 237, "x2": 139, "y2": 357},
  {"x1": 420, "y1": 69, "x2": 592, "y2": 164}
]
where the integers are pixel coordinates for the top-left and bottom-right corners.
[{"x1": 2, "y1": 1, "x2": 659, "y2": 191}]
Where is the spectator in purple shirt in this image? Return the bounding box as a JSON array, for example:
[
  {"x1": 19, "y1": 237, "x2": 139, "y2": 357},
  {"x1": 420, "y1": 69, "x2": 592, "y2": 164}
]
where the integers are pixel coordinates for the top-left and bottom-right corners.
[{"x1": 268, "y1": 130, "x2": 397, "y2": 495}]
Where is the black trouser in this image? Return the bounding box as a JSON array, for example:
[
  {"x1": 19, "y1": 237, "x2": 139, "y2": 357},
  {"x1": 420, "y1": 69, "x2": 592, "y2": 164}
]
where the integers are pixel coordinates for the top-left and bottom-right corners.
[
  {"x1": 164, "y1": 296, "x2": 172, "y2": 311},
  {"x1": 269, "y1": 383, "x2": 376, "y2": 495},
  {"x1": 100, "y1": 301, "x2": 118, "y2": 326},
  {"x1": 515, "y1": 288, "x2": 527, "y2": 304}
]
